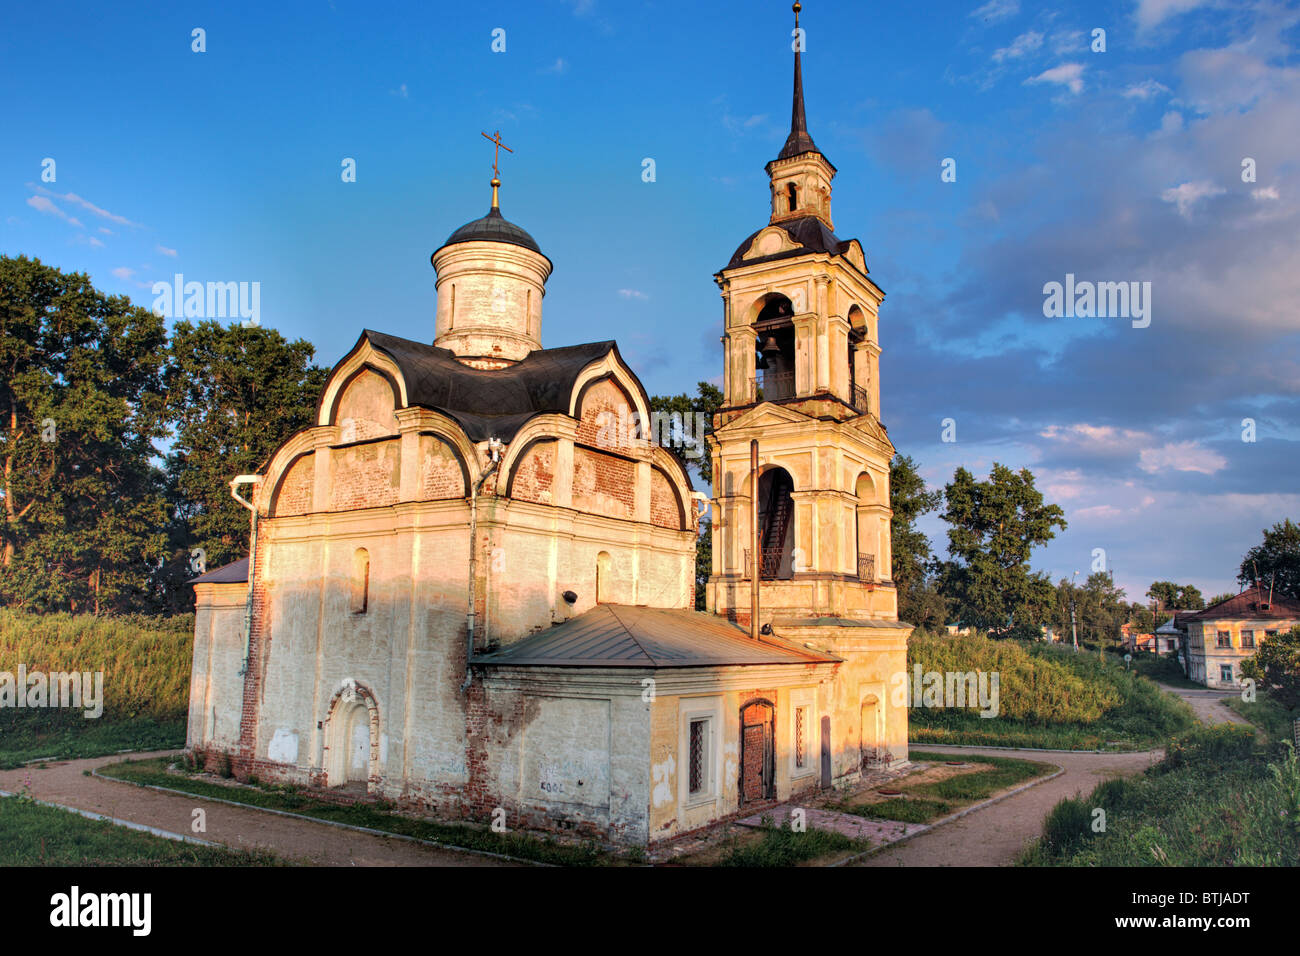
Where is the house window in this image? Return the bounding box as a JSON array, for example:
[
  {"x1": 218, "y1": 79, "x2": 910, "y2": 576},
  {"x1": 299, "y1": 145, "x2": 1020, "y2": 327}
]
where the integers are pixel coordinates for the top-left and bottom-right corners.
[
  {"x1": 1216, "y1": 630, "x2": 1231, "y2": 649},
  {"x1": 1220, "y1": 664, "x2": 1234, "y2": 683},
  {"x1": 1241, "y1": 629, "x2": 1255, "y2": 649},
  {"x1": 688, "y1": 718, "x2": 710, "y2": 796},
  {"x1": 351, "y1": 548, "x2": 369, "y2": 614},
  {"x1": 1266, "y1": 629, "x2": 1279, "y2": 638}
]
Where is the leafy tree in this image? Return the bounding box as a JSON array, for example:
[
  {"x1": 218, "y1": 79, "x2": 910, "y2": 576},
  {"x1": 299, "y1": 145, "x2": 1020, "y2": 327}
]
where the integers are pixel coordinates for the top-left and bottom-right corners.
[
  {"x1": 648, "y1": 382, "x2": 722, "y2": 486},
  {"x1": 163, "y1": 320, "x2": 326, "y2": 599},
  {"x1": 1238, "y1": 519, "x2": 1300, "y2": 602},
  {"x1": 1207, "y1": 592, "x2": 1237, "y2": 608},
  {"x1": 0, "y1": 255, "x2": 170, "y2": 613},
  {"x1": 695, "y1": 518, "x2": 712, "y2": 611},
  {"x1": 1146, "y1": 580, "x2": 1205, "y2": 611},
  {"x1": 1241, "y1": 625, "x2": 1300, "y2": 744},
  {"x1": 937, "y1": 463, "x2": 1066, "y2": 635},
  {"x1": 1128, "y1": 602, "x2": 1156, "y2": 634},
  {"x1": 888, "y1": 454, "x2": 945, "y2": 627}
]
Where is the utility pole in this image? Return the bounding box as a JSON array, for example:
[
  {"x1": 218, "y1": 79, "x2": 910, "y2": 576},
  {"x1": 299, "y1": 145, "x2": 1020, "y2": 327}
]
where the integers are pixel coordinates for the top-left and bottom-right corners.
[{"x1": 1071, "y1": 569, "x2": 1080, "y2": 652}]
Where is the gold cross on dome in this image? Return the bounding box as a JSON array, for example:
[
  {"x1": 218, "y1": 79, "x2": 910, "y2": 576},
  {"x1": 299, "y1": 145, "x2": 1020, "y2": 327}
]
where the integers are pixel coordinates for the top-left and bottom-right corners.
[{"x1": 481, "y1": 130, "x2": 513, "y2": 179}]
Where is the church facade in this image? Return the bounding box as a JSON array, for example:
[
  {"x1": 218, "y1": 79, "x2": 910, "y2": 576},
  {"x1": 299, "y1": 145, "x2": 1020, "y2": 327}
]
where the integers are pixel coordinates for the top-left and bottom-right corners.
[{"x1": 188, "y1": 5, "x2": 911, "y2": 847}]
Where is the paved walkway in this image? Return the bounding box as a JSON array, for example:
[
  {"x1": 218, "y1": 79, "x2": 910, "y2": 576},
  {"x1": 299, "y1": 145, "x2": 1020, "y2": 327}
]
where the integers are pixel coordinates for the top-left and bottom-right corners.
[
  {"x1": 854, "y1": 682, "x2": 1245, "y2": 867},
  {"x1": 0, "y1": 751, "x2": 515, "y2": 867}
]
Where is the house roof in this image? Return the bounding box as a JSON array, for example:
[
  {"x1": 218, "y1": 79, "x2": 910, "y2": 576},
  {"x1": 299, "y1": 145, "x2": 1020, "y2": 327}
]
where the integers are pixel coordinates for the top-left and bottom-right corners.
[
  {"x1": 362, "y1": 330, "x2": 624, "y2": 442},
  {"x1": 471, "y1": 604, "x2": 841, "y2": 669},
  {"x1": 190, "y1": 557, "x2": 249, "y2": 585},
  {"x1": 1185, "y1": 585, "x2": 1300, "y2": 622}
]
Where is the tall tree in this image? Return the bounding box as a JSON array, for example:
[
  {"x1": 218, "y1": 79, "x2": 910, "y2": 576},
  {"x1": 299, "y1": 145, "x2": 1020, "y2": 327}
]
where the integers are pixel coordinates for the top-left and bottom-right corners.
[
  {"x1": 889, "y1": 454, "x2": 946, "y2": 628},
  {"x1": 1241, "y1": 625, "x2": 1300, "y2": 745},
  {"x1": 1146, "y1": 580, "x2": 1205, "y2": 611},
  {"x1": 0, "y1": 255, "x2": 169, "y2": 613},
  {"x1": 1238, "y1": 518, "x2": 1300, "y2": 601},
  {"x1": 937, "y1": 463, "x2": 1066, "y2": 635},
  {"x1": 164, "y1": 320, "x2": 327, "y2": 585},
  {"x1": 648, "y1": 381, "x2": 722, "y2": 486}
]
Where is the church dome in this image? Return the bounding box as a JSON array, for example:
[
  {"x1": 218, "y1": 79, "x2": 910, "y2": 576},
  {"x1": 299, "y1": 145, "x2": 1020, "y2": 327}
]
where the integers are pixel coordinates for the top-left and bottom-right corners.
[{"x1": 436, "y1": 205, "x2": 542, "y2": 257}]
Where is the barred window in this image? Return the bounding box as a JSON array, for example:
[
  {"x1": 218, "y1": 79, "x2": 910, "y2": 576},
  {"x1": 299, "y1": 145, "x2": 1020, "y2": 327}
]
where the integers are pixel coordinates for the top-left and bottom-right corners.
[
  {"x1": 795, "y1": 707, "x2": 807, "y2": 769},
  {"x1": 688, "y1": 718, "x2": 707, "y2": 795}
]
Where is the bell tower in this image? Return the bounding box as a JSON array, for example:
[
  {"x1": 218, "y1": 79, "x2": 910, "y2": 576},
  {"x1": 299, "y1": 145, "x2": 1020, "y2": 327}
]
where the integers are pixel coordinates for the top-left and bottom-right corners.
[{"x1": 707, "y1": 1, "x2": 899, "y2": 627}]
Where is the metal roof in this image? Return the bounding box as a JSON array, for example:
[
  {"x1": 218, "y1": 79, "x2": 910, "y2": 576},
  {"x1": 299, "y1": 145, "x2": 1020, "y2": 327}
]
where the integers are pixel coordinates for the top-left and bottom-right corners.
[
  {"x1": 362, "y1": 331, "x2": 624, "y2": 442},
  {"x1": 435, "y1": 205, "x2": 545, "y2": 258},
  {"x1": 190, "y1": 557, "x2": 249, "y2": 585},
  {"x1": 472, "y1": 604, "x2": 841, "y2": 669},
  {"x1": 725, "y1": 216, "x2": 856, "y2": 271}
]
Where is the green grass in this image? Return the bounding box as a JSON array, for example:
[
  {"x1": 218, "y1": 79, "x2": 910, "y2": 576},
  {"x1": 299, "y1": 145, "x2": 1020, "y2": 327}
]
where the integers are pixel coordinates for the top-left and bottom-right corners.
[
  {"x1": 0, "y1": 610, "x2": 192, "y2": 767},
  {"x1": 829, "y1": 750, "x2": 1052, "y2": 824},
  {"x1": 1224, "y1": 691, "x2": 1298, "y2": 745},
  {"x1": 100, "y1": 757, "x2": 626, "y2": 866},
  {"x1": 908, "y1": 632, "x2": 1196, "y2": 750},
  {"x1": 1019, "y1": 724, "x2": 1300, "y2": 866},
  {"x1": 1129, "y1": 652, "x2": 1202, "y2": 689},
  {"x1": 0, "y1": 795, "x2": 283, "y2": 866},
  {"x1": 719, "y1": 820, "x2": 869, "y2": 866}
]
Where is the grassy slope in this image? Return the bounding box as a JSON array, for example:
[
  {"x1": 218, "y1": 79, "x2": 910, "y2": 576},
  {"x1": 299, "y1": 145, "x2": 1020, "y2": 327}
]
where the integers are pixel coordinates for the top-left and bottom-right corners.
[
  {"x1": 1224, "y1": 690, "x2": 1298, "y2": 745},
  {"x1": 0, "y1": 796, "x2": 282, "y2": 866},
  {"x1": 1020, "y1": 725, "x2": 1300, "y2": 866},
  {"x1": 908, "y1": 632, "x2": 1196, "y2": 750},
  {"x1": 0, "y1": 610, "x2": 191, "y2": 768}
]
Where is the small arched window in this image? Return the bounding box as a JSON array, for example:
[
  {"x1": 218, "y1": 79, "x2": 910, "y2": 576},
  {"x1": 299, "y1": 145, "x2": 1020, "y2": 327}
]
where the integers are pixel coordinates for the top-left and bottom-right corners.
[
  {"x1": 351, "y1": 548, "x2": 370, "y2": 614},
  {"x1": 596, "y1": 551, "x2": 612, "y2": 604},
  {"x1": 786, "y1": 183, "x2": 798, "y2": 212}
]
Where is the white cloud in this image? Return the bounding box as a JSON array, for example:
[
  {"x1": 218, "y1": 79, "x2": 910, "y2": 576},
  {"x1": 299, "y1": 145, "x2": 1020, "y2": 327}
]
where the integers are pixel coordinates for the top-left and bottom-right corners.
[
  {"x1": 542, "y1": 57, "x2": 568, "y2": 75},
  {"x1": 993, "y1": 31, "x2": 1042, "y2": 62},
  {"x1": 156, "y1": 244, "x2": 178, "y2": 257},
  {"x1": 970, "y1": 0, "x2": 1018, "y2": 23},
  {"x1": 1123, "y1": 79, "x2": 1171, "y2": 100},
  {"x1": 111, "y1": 267, "x2": 135, "y2": 280},
  {"x1": 1160, "y1": 179, "x2": 1226, "y2": 218},
  {"x1": 30, "y1": 185, "x2": 141, "y2": 228},
  {"x1": 1251, "y1": 186, "x2": 1280, "y2": 201},
  {"x1": 1138, "y1": 441, "x2": 1228, "y2": 474},
  {"x1": 26, "y1": 195, "x2": 83, "y2": 229},
  {"x1": 1025, "y1": 62, "x2": 1085, "y2": 95},
  {"x1": 617, "y1": 288, "x2": 648, "y2": 300},
  {"x1": 390, "y1": 83, "x2": 409, "y2": 98},
  {"x1": 1135, "y1": 0, "x2": 1213, "y2": 33},
  {"x1": 88, "y1": 237, "x2": 104, "y2": 247}
]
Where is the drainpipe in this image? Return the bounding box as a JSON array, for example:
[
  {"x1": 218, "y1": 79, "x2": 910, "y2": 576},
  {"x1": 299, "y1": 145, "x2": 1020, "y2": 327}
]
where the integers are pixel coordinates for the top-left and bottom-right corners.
[
  {"x1": 230, "y1": 475, "x2": 263, "y2": 676},
  {"x1": 750, "y1": 439, "x2": 760, "y2": 640},
  {"x1": 463, "y1": 439, "x2": 503, "y2": 692}
]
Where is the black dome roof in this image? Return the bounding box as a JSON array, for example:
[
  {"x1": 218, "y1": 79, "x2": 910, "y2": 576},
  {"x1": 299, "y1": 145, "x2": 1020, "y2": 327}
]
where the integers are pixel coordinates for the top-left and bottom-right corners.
[{"x1": 436, "y1": 206, "x2": 542, "y2": 256}]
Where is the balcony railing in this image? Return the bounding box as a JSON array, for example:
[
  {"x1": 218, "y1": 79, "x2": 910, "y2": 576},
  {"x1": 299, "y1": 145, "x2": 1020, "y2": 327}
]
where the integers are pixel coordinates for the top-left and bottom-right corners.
[
  {"x1": 858, "y1": 554, "x2": 875, "y2": 582},
  {"x1": 758, "y1": 369, "x2": 795, "y2": 401},
  {"x1": 852, "y1": 384, "x2": 870, "y2": 415},
  {"x1": 742, "y1": 549, "x2": 783, "y2": 581}
]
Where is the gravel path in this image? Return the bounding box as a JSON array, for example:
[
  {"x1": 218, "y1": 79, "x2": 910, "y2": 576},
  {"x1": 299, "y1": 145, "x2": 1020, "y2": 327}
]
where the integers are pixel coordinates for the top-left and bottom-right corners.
[
  {"x1": 854, "y1": 682, "x2": 1244, "y2": 867},
  {"x1": 0, "y1": 751, "x2": 515, "y2": 867}
]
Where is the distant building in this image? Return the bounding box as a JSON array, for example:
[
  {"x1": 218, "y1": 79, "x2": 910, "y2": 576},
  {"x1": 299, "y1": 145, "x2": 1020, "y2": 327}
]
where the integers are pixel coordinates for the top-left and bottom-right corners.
[
  {"x1": 1122, "y1": 620, "x2": 1180, "y2": 655},
  {"x1": 1182, "y1": 586, "x2": 1300, "y2": 688}
]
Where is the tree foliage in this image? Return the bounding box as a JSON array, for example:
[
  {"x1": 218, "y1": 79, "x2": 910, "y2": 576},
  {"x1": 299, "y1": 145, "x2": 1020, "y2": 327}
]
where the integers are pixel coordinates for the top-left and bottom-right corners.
[
  {"x1": 1241, "y1": 625, "x2": 1300, "y2": 718},
  {"x1": 648, "y1": 381, "x2": 722, "y2": 486},
  {"x1": 1238, "y1": 519, "x2": 1300, "y2": 602},
  {"x1": 889, "y1": 454, "x2": 946, "y2": 628},
  {"x1": 937, "y1": 463, "x2": 1066, "y2": 635},
  {"x1": 1146, "y1": 580, "x2": 1205, "y2": 611}
]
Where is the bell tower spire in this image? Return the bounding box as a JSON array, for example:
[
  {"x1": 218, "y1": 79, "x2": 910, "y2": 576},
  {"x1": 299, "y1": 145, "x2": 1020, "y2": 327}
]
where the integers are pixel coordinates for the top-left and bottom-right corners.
[{"x1": 765, "y1": 3, "x2": 835, "y2": 228}]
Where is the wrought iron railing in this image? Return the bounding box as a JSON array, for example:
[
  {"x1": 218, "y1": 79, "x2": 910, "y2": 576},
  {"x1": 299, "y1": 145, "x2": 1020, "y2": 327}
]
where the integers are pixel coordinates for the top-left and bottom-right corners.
[
  {"x1": 743, "y1": 548, "x2": 783, "y2": 581},
  {"x1": 758, "y1": 369, "x2": 795, "y2": 401},
  {"x1": 851, "y1": 384, "x2": 870, "y2": 414}
]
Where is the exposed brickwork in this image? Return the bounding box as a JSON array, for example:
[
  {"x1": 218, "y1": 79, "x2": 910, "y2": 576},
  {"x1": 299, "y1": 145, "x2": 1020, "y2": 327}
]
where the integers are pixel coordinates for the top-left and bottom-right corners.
[
  {"x1": 234, "y1": 519, "x2": 273, "y2": 777},
  {"x1": 330, "y1": 438, "x2": 401, "y2": 510},
  {"x1": 575, "y1": 378, "x2": 638, "y2": 453},
  {"x1": 336, "y1": 367, "x2": 399, "y2": 443},
  {"x1": 510, "y1": 440, "x2": 556, "y2": 504},
  {"x1": 271, "y1": 452, "x2": 314, "y2": 516},
  {"x1": 649, "y1": 466, "x2": 682, "y2": 530},
  {"x1": 421, "y1": 434, "x2": 466, "y2": 499},
  {"x1": 572, "y1": 446, "x2": 634, "y2": 518}
]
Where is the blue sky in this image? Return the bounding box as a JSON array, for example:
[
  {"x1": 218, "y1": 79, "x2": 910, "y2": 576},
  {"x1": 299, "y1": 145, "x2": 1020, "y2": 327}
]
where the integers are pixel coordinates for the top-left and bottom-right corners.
[{"x1": 4, "y1": 0, "x2": 1298, "y2": 604}]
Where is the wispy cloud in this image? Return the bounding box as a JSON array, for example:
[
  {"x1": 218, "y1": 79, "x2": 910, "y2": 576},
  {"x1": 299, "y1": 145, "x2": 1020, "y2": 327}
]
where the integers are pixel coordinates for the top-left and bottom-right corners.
[
  {"x1": 390, "y1": 82, "x2": 409, "y2": 98},
  {"x1": 156, "y1": 244, "x2": 178, "y2": 257},
  {"x1": 30, "y1": 185, "x2": 142, "y2": 228},
  {"x1": 1123, "y1": 79, "x2": 1171, "y2": 100},
  {"x1": 992, "y1": 31, "x2": 1042, "y2": 62},
  {"x1": 111, "y1": 267, "x2": 135, "y2": 280},
  {"x1": 541, "y1": 57, "x2": 568, "y2": 75},
  {"x1": 617, "y1": 288, "x2": 648, "y2": 300},
  {"x1": 1138, "y1": 441, "x2": 1228, "y2": 475},
  {"x1": 27, "y1": 195, "x2": 83, "y2": 229},
  {"x1": 1160, "y1": 180, "x2": 1225, "y2": 218},
  {"x1": 969, "y1": 0, "x2": 1018, "y2": 24},
  {"x1": 1135, "y1": 0, "x2": 1214, "y2": 34},
  {"x1": 1025, "y1": 62, "x2": 1085, "y2": 94}
]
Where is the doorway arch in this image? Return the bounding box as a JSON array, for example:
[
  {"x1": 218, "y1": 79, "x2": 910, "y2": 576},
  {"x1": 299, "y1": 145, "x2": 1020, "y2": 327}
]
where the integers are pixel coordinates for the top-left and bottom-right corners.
[
  {"x1": 323, "y1": 680, "x2": 379, "y2": 788},
  {"x1": 739, "y1": 698, "x2": 776, "y2": 804}
]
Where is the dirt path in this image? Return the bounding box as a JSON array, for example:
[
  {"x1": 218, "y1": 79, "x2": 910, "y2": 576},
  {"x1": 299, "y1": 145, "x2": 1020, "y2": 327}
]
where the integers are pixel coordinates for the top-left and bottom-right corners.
[
  {"x1": 855, "y1": 683, "x2": 1246, "y2": 867},
  {"x1": 0, "y1": 751, "x2": 516, "y2": 867}
]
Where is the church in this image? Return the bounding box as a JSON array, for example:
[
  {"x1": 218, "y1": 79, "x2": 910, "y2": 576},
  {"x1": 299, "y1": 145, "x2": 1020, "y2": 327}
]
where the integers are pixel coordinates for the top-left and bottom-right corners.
[{"x1": 187, "y1": 3, "x2": 912, "y2": 847}]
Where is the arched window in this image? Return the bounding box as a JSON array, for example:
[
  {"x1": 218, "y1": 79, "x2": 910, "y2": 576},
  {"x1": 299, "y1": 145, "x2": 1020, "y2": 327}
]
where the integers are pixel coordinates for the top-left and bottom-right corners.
[
  {"x1": 596, "y1": 551, "x2": 612, "y2": 604},
  {"x1": 757, "y1": 467, "x2": 796, "y2": 580},
  {"x1": 351, "y1": 548, "x2": 370, "y2": 613}
]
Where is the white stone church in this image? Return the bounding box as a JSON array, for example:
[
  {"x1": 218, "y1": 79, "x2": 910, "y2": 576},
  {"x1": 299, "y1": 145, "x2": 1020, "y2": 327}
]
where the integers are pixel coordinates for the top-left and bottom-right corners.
[{"x1": 188, "y1": 5, "x2": 911, "y2": 846}]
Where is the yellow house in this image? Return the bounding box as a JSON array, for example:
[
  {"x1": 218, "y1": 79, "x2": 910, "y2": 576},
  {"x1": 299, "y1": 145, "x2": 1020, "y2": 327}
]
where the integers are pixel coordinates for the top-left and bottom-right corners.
[{"x1": 1183, "y1": 586, "x2": 1300, "y2": 688}]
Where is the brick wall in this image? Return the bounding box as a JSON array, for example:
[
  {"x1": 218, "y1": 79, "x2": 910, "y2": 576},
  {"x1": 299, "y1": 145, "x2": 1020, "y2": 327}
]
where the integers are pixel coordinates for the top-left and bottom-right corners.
[
  {"x1": 272, "y1": 452, "x2": 315, "y2": 516},
  {"x1": 572, "y1": 446, "x2": 634, "y2": 518},
  {"x1": 510, "y1": 440, "x2": 556, "y2": 505},
  {"x1": 331, "y1": 439, "x2": 401, "y2": 510},
  {"x1": 649, "y1": 467, "x2": 682, "y2": 530},
  {"x1": 421, "y1": 434, "x2": 466, "y2": 499}
]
